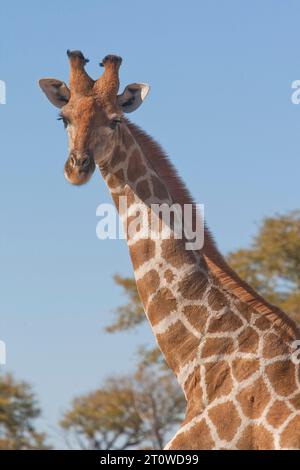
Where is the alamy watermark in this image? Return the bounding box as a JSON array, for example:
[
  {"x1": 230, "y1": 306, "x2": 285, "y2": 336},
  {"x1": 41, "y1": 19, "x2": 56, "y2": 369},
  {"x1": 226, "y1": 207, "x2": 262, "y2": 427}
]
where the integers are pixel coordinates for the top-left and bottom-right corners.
[
  {"x1": 0, "y1": 80, "x2": 6, "y2": 361},
  {"x1": 291, "y1": 80, "x2": 300, "y2": 104},
  {"x1": 0, "y1": 80, "x2": 6, "y2": 104},
  {"x1": 0, "y1": 81, "x2": 6, "y2": 363},
  {"x1": 0, "y1": 340, "x2": 6, "y2": 365},
  {"x1": 96, "y1": 197, "x2": 205, "y2": 250}
]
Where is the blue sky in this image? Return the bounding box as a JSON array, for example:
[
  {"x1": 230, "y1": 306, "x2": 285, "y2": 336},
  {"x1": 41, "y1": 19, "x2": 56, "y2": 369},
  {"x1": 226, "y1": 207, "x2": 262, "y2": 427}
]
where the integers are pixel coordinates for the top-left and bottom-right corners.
[{"x1": 0, "y1": 0, "x2": 300, "y2": 448}]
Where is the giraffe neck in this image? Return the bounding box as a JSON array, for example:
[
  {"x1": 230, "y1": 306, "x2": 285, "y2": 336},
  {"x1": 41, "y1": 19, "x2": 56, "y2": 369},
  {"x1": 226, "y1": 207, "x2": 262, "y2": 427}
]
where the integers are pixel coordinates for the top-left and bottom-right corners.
[
  {"x1": 98, "y1": 123, "x2": 213, "y2": 393},
  {"x1": 98, "y1": 123, "x2": 300, "y2": 450}
]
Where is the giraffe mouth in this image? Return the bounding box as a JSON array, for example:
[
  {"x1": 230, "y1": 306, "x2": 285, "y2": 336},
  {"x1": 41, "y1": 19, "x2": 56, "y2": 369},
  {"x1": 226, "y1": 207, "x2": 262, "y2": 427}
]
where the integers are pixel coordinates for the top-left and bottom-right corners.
[{"x1": 64, "y1": 158, "x2": 96, "y2": 186}]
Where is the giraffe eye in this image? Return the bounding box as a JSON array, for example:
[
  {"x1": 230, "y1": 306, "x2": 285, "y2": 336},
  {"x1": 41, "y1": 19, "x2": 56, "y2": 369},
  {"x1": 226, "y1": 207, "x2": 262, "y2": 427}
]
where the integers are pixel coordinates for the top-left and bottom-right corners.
[
  {"x1": 109, "y1": 117, "x2": 122, "y2": 130},
  {"x1": 57, "y1": 115, "x2": 70, "y2": 128}
]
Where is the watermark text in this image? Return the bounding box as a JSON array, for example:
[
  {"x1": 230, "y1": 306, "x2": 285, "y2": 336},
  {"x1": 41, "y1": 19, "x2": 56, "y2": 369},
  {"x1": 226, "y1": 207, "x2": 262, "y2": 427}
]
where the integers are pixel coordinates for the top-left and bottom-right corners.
[
  {"x1": 0, "y1": 340, "x2": 6, "y2": 365},
  {"x1": 0, "y1": 80, "x2": 6, "y2": 105},
  {"x1": 96, "y1": 198, "x2": 205, "y2": 250}
]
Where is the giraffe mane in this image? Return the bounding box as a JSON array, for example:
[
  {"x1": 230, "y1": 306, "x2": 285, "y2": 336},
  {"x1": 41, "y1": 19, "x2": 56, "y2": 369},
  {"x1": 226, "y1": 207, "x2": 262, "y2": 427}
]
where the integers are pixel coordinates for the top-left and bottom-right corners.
[{"x1": 126, "y1": 119, "x2": 300, "y2": 340}]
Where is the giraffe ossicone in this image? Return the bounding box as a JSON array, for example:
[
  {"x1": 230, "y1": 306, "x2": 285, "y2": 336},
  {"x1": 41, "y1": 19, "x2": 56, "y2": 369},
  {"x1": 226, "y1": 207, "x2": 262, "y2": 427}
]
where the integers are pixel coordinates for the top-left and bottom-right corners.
[{"x1": 39, "y1": 51, "x2": 300, "y2": 450}]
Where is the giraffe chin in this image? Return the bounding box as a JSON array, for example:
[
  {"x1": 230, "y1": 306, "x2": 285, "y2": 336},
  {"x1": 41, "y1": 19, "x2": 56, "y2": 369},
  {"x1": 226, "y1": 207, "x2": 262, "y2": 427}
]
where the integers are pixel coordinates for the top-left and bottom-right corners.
[{"x1": 64, "y1": 166, "x2": 95, "y2": 186}]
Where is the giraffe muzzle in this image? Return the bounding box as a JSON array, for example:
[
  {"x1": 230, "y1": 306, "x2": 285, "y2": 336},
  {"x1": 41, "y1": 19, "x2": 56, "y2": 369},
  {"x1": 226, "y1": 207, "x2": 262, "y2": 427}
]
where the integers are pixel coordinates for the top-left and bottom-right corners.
[
  {"x1": 64, "y1": 150, "x2": 96, "y2": 185},
  {"x1": 69, "y1": 151, "x2": 92, "y2": 172}
]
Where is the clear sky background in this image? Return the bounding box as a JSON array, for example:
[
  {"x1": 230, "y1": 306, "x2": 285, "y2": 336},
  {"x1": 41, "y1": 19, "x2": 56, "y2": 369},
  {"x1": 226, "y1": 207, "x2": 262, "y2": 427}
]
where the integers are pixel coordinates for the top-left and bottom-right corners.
[{"x1": 0, "y1": 0, "x2": 300, "y2": 448}]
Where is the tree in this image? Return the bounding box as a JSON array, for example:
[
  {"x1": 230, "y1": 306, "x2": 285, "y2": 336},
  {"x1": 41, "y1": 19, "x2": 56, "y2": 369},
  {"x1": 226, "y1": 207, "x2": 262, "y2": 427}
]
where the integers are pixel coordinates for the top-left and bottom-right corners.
[
  {"x1": 60, "y1": 369, "x2": 184, "y2": 450},
  {"x1": 0, "y1": 373, "x2": 50, "y2": 449},
  {"x1": 105, "y1": 275, "x2": 145, "y2": 333},
  {"x1": 133, "y1": 365, "x2": 185, "y2": 449},
  {"x1": 227, "y1": 211, "x2": 300, "y2": 324},
  {"x1": 60, "y1": 377, "x2": 143, "y2": 450},
  {"x1": 105, "y1": 276, "x2": 163, "y2": 368}
]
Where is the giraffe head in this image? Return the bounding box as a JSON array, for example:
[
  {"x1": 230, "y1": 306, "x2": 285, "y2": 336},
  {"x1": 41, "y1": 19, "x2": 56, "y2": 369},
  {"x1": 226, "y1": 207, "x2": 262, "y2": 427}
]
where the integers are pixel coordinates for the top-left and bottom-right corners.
[{"x1": 39, "y1": 50, "x2": 150, "y2": 185}]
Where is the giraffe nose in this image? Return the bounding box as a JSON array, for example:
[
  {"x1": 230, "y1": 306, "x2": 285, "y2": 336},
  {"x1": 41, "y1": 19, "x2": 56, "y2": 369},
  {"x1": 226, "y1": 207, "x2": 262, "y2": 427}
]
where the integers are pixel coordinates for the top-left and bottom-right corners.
[{"x1": 69, "y1": 151, "x2": 91, "y2": 170}]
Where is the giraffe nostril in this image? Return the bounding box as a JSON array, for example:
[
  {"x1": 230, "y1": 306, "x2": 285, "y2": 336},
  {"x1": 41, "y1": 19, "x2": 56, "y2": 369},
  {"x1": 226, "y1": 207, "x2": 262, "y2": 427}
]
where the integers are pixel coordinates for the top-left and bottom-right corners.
[
  {"x1": 81, "y1": 157, "x2": 90, "y2": 168},
  {"x1": 70, "y1": 155, "x2": 76, "y2": 167}
]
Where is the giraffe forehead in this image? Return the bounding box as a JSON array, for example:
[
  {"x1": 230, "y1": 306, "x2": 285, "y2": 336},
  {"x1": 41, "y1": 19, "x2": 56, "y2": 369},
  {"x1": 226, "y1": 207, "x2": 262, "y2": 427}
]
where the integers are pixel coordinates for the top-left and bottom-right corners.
[{"x1": 64, "y1": 95, "x2": 106, "y2": 121}]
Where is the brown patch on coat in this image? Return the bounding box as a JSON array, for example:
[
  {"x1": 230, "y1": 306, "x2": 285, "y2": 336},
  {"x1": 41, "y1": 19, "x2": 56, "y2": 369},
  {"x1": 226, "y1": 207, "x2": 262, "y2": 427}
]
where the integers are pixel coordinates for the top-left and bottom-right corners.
[
  {"x1": 136, "y1": 270, "x2": 160, "y2": 305},
  {"x1": 234, "y1": 300, "x2": 253, "y2": 322},
  {"x1": 164, "y1": 269, "x2": 176, "y2": 283},
  {"x1": 280, "y1": 415, "x2": 300, "y2": 448},
  {"x1": 201, "y1": 337, "x2": 234, "y2": 358},
  {"x1": 237, "y1": 326, "x2": 259, "y2": 353},
  {"x1": 127, "y1": 149, "x2": 147, "y2": 182},
  {"x1": 207, "y1": 309, "x2": 243, "y2": 333},
  {"x1": 183, "y1": 367, "x2": 204, "y2": 423},
  {"x1": 157, "y1": 320, "x2": 199, "y2": 373},
  {"x1": 169, "y1": 420, "x2": 214, "y2": 450},
  {"x1": 151, "y1": 175, "x2": 169, "y2": 200},
  {"x1": 232, "y1": 359, "x2": 260, "y2": 382},
  {"x1": 254, "y1": 316, "x2": 272, "y2": 331},
  {"x1": 130, "y1": 239, "x2": 156, "y2": 270},
  {"x1": 183, "y1": 305, "x2": 208, "y2": 334},
  {"x1": 110, "y1": 146, "x2": 127, "y2": 168},
  {"x1": 265, "y1": 361, "x2": 297, "y2": 397},
  {"x1": 122, "y1": 128, "x2": 135, "y2": 148},
  {"x1": 208, "y1": 401, "x2": 241, "y2": 442},
  {"x1": 178, "y1": 271, "x2": 208, "y2": 301},
  {"x1": 135, "y1": 179, "x2": 151, "y2": 200},
  {"x1": 236, "y1": 424, "x2": 274, "y2": 450},
  {"x1": 205, "y1": 361, "x2": 232, "y2": 401},
  {"x1": 161, "y1": 238, "x2": 194, "y2": 268},
  {"x1": 147, "y1": 288, "x2": 177, "y2": 325},
  {"x1": 237, "y1": 377, "x2": 271, "y2": 419},
  {"x1": 266, "y1": 400, "x2": 291, "y2": 428},
  {"x1": 106, "y1": 168, "x2": 124, "y2": 189},
  {"x1": 207, "y1": 287, "x2": 227, "y2": 311},
  {"x1": 262, "y1": 332, "x2": 290, "y2": 359},
  {"x1": 289, "y1": 393, "x2": 300, "y2": 410}
]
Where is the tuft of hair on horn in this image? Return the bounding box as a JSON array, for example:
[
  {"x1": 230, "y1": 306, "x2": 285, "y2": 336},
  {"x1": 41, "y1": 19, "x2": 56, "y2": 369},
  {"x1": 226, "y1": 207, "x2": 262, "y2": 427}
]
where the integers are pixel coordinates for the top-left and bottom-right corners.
[
  {"x1": 67, "y1": 49, "x2": 89, "y2": 65},
  {"x1": 99, "y1": 55, "x2": 122, "y2": 68}
]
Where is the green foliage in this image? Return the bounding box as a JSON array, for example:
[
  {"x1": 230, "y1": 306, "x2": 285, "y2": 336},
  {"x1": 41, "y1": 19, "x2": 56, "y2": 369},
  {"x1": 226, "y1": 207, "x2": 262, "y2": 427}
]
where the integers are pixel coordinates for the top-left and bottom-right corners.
[
  {"x1": 105, "y1": 275, "x2": 145, "y2": 333},
  {"x1": 61, "y1": 377, "x2": 143, "y2": 450},
  {"x1": 133, "y1": 365, "x2": 185, "y2": 449},
  {"x1": 227, "y1": 211, "x2": 300, "y2": 324},
  {"x1": 0, "y1": 373, "x2": 50, "y2": 449},
  {"x1": 60, "y1": 369, "x2": 184, "y2": 450},
  {"x1": 136, "y1": 345, "x2": 166, "y2": 370}
]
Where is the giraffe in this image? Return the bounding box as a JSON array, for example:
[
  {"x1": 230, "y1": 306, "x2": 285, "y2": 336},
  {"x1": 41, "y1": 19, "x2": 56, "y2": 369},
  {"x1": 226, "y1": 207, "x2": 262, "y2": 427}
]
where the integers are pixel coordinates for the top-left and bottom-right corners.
[{"x1": 39, "y1": 51, "x2": 300, "y2": 450}]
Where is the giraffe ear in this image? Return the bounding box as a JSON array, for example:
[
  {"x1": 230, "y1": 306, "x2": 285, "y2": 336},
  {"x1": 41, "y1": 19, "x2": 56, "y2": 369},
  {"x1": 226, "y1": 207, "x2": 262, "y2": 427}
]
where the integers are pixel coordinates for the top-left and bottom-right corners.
[
  {"x1": 117, "y1": 83, "x2": 150, "y2": 113},
  {"x1": 38, "y1": 78, "x2": 70, "y2": 108}
]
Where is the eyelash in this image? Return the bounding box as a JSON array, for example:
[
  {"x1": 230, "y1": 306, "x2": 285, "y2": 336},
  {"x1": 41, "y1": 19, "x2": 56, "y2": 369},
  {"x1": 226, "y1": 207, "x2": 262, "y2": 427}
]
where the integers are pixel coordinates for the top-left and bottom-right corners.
[
  {"x1": 57, "y1": 115, "x2": 69, "y2": 128},
  {"x1": 110, "y1": 117, "x2": 122, "y2": 129},
  {"x1": 57, "y1": 116, "x2": 121, "y2": 129}
]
